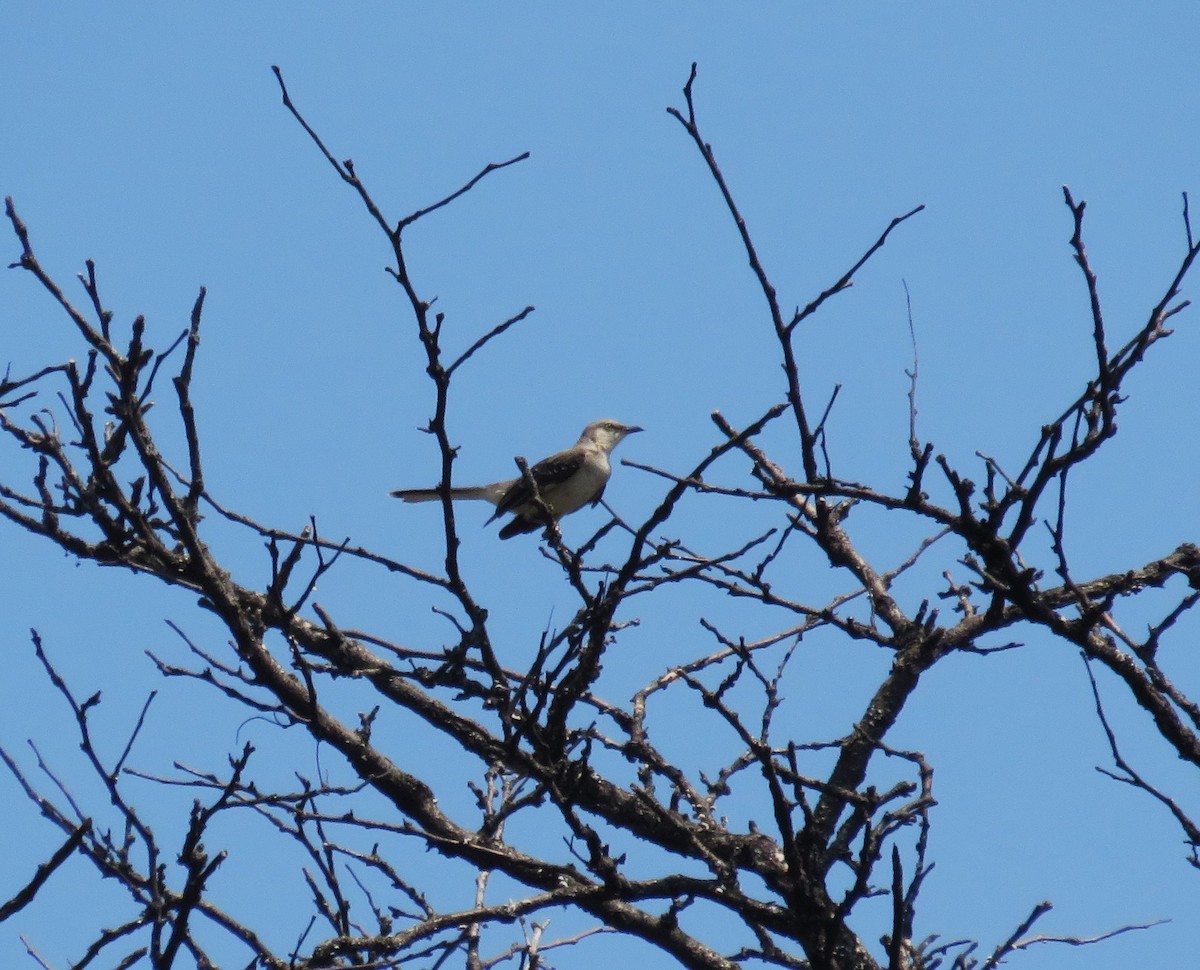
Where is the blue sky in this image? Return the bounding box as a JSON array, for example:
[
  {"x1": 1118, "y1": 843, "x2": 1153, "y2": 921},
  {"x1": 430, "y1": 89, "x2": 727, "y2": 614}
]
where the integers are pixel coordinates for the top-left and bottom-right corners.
[{"x1": 2, "y1": 5, "x2": 1199, "y2": 969}]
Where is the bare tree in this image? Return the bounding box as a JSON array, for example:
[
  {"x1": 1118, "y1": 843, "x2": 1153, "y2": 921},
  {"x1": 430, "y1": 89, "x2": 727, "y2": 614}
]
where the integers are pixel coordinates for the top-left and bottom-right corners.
[{"x1": 2, "y1": 64, "x2": 1198, "y2": 970}]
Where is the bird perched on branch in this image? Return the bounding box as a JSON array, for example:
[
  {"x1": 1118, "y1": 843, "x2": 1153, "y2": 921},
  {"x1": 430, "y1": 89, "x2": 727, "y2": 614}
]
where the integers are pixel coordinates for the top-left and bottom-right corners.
[{"x1": 391, "y1": 419, "x2": 642, "y2": 539}]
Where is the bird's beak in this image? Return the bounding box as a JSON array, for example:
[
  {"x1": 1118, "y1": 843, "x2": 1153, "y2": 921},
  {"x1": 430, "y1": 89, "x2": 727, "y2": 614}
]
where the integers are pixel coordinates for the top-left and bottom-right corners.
[{"x1": 624, "y1": 425, "x2": 644, "y2": 435}]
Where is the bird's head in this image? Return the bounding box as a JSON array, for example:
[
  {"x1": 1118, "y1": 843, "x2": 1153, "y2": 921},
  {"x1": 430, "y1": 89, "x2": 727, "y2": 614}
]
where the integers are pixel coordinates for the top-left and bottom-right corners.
[{"x1": 580, "y1": 418, "x2": 643, "y2": 452}]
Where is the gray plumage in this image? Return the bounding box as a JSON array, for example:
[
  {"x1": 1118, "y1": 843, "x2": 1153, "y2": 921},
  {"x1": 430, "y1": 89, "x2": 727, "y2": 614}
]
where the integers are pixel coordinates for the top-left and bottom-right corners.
[{"x1": 392, "y1": 419, "x2": 642, "y2": 539}]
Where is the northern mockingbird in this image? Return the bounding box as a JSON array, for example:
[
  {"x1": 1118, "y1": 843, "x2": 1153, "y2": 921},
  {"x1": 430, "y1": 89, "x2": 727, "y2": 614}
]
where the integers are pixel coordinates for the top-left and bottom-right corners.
[{"x1": 392, "y1": 419, "x2": 642, "y2": 539}]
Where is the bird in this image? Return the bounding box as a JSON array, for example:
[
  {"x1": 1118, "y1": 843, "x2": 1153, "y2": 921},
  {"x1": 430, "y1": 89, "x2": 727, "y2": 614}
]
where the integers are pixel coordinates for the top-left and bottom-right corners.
[{"x1": 391, "y1": 419, "x2": 642, "y2": 539}]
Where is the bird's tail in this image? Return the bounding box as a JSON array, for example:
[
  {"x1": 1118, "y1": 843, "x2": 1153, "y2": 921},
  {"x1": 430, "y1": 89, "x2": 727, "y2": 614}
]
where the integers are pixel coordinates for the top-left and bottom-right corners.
[{"x1": 390, "y1": 482, "x2": 508, "y2": 505}]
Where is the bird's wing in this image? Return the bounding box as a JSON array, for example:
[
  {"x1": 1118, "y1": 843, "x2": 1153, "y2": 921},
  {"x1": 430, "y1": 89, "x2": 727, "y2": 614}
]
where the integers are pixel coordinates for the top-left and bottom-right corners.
[
  {"x1": 491, "y1": 448, "x2": 585, "y2": 517},
  {"x1": 497, "y1": 515, "x2": 544, "y2": 540}
]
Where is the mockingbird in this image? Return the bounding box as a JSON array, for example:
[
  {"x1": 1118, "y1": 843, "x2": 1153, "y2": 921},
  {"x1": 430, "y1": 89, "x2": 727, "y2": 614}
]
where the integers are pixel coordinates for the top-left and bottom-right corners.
[{"x1": 392, "y1": 419, "x2": 642, "y2": 539}]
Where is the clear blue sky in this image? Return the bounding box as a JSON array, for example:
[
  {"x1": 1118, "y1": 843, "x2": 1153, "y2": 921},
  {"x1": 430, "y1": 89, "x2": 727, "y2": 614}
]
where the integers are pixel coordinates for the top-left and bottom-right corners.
[{"x1": 2, "y1": 5, "x2": 1199, "y2": 969}]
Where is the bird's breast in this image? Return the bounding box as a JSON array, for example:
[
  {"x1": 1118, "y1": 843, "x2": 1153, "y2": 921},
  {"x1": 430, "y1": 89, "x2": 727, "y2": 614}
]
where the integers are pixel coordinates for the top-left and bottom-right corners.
[{"x1": 544, "y1": 455, "x2": 609, "y2": 515}]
